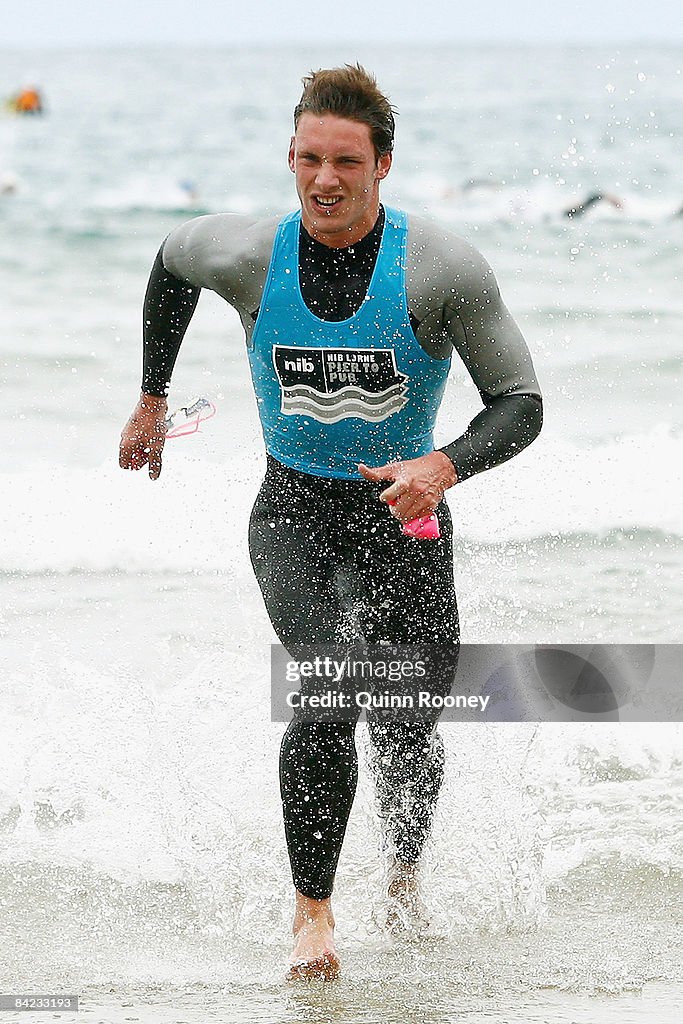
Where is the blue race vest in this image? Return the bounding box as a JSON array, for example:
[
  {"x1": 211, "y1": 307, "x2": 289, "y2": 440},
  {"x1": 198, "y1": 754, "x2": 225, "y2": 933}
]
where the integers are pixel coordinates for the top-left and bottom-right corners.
[{"x1": 248, "y1": 206, "x2": 451, "y2": 479}]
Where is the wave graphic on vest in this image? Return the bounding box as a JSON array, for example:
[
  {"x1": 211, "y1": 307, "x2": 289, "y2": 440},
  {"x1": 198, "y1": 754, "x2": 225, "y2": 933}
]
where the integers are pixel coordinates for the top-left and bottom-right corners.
[{"x1": 273, "y1": 345, "x2": 409, "y2": 424}]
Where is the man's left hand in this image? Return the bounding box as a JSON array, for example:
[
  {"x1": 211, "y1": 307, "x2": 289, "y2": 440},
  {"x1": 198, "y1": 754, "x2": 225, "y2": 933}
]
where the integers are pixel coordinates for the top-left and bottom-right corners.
[{"x1": 358, "y1": 452, "x2": 458, "y2": 523}]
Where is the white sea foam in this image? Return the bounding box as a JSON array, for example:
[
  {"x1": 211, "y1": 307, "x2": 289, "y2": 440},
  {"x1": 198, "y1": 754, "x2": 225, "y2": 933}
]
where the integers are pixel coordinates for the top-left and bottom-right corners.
[
  {"x1": 1, "y1": 640, "x2": 679, "y2": 941},
  {"x1": 1, "y1": 428, "x2": 680, "y2": 575}
]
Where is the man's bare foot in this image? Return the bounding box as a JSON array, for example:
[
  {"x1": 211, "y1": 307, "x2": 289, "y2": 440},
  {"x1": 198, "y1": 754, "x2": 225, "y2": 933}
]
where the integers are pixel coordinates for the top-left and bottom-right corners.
[
  {"x1": 286, "y1": 891, "x2": 340, "y2": 982},
  {"x1": 386, "y1": 860, "x2": 430, "y2": 936}
]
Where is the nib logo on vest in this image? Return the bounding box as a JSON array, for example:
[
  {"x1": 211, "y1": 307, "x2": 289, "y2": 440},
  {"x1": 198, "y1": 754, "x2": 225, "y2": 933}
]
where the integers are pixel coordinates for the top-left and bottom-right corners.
[{"x1": 273, "y1": 345, "x2": 408, "y2": 423}]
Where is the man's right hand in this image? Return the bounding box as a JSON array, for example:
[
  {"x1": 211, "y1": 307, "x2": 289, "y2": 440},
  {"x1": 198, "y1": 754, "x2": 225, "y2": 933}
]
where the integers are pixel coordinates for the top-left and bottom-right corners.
[{"x1": 119, "y1": 393, "x2": 168, "y2": 480}]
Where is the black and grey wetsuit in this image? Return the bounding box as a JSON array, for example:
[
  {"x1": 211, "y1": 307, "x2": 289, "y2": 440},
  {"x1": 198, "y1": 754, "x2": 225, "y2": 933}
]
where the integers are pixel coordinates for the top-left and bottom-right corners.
[{"x1": 140, "y1": 206, "x2": 542, "y2": 899}]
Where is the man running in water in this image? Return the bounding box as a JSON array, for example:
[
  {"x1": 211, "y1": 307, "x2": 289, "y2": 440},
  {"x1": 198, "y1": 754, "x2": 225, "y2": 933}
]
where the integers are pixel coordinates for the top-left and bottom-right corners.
[{"x1": 119, "y1": 65, "x2": 542, "y2": 981}]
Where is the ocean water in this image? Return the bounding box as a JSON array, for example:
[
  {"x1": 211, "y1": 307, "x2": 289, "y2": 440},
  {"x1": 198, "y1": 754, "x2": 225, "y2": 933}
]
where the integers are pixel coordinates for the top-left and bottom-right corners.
[{"x1": 1, "y1": 44, "x2": 682, "y2": 1023}]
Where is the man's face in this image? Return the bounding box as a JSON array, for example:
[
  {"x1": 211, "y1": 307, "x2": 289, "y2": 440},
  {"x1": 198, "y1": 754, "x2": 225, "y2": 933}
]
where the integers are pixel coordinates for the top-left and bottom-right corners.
[{"x1": 288, "y1": 113, "x2": 392, "y2": 248}]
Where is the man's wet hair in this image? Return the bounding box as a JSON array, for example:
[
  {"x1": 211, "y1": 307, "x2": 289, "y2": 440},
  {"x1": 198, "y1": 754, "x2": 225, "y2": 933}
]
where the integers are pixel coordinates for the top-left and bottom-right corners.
[{"x1": 294, "y1": 64, "x2": 396, "y2": 159}]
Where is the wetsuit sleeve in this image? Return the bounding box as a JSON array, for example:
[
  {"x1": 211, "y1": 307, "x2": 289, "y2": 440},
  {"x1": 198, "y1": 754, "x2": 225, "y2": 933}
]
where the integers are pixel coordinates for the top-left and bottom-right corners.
[
  {"x1": 437, "y1": 267, "x2": 543, "y2": 480},
  {"x1": 141, "y1": 245, "x2": 201, "y2": 397},
  {"x1": 139, "y1": 213, "x2": 279, "y2": 396},
  {"x1": 437, "y1": 391, "x2": 543, "y2": 482},
  {"x1": 406, "y1": 218, "x2": 542, "y2": 481}
]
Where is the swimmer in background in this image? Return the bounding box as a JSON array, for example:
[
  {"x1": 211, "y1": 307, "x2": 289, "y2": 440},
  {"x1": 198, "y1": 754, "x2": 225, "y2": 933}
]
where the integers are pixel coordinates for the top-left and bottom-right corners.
[
  {"x1": 563, "y1": 191, "x2": 683, "y2": 221},
  {"x1": 0, "y1": 172, "x2": 19, "y2": 195},
  {"x1": 437, "y1": 180, "x2": 679, "y2": 222},
  {"x1": 563, "y1": 192, "x2": 623, "y2": 219},
  {"x1": 178, "y1": 179, "x2": 199, "y2": 204},
  {"x1": 6, "y1": 85, "x2": 44, "y2": 115}
]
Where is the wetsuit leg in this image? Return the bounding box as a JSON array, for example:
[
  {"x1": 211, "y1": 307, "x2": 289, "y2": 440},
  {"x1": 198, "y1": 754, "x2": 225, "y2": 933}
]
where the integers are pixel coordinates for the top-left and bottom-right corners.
[
  {"x1": 348, "y1": 492, "x2": 459, "y2": 866},
  {"x1": 367, "y1": 719, "x2": 446, "y2": 865},
  {"x1": 248, "y1": 458, "x2": 359, "y2": 900}
]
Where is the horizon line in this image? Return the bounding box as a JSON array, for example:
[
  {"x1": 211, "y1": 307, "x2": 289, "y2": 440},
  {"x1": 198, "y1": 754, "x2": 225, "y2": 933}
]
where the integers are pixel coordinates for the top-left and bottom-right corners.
[{"x1": 1, "y1": 38, "x2": 681, "y2": 51}]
